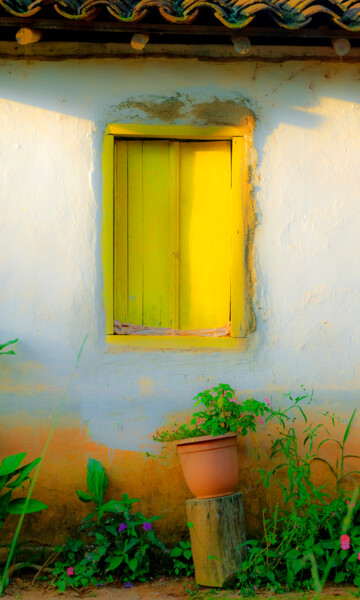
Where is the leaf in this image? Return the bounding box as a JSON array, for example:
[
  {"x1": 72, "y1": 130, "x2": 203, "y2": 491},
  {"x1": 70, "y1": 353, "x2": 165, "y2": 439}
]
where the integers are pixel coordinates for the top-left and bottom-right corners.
[
  {"x1": 0, "y1": 490, "x2": 12, "y2": 513},
  {"x1": 106, "y1": 556, "x2": 123, "y2": 571},
  {"x1": 334, "y1": 571, "x2": 346, "y2": 583},
  {"x1": 7, "y1": 457, "x2": 41, "y2": 489},
  {"x1": 76, "y1": 490, "x2": 95, "y2": 503},
  {"x1": 284, "y1": 549, "x2": 299, "y2": 559},
  {"x1": 170, "y1": 547, "x2": 183, "y2": 557},
  {"x1": 348, "y1": 552, "x2": 358, "y2": 563},
  {"x1": 105, "y1": 525, "x2": 118, "y2": 536},
  {"x1": 311, "y1": 457, "x2": 337, "y2": 480},
  {"x1": 124, "y1": 538, "x2": 138, "y2": 554},
  {"x1": 87, "y1": 458, "x2": 108, "y2": 505},
  {"x1": 292, "y1": 558, "x2": 305, "y2": 575},
  {"x1": 7, "y1": 498, "x2": 48, "y2": 514},
  {"x1": 187, "y1": 522, "x2": 194, "y2": 528},
  {"x1": 101, "y1": 499, "x2": 125, "y2": 514},
  {"x1": 0, "y1": 454, "x2": 26, "y2": 476},
  {"x1": 343, "y1": 409, "x2": 356, "y2": 445},
  {"x1": 129, "y1": 558, "x2": 138, "y2": 572},
  {"x1": 0, "y1": 339, "x2": 18, "y2": 352},
  {"x1": 317, "y1": 438, "x2": 343, "y2": 451}
]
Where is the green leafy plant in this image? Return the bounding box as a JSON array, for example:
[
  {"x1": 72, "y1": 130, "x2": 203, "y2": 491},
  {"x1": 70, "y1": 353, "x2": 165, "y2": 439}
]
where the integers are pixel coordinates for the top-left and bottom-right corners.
[
  {"x1": 170, "y1": 541, "x2": 194, "y2": 577},
  {"x1": 0, "y1": 339, "x2": 18, "y2": 357},
  {"x1": 0, "y1": 453, "x2": 47, "y2": 530},
  {"x1": 51, "y1": 458, "x2": 165, "y2": 590},
  {"x1": 237, "y1": 390, "x2": 360, "y2": 594},
  {"x1": 154, "y1": 383, "x2": 280, "y2": 442}
]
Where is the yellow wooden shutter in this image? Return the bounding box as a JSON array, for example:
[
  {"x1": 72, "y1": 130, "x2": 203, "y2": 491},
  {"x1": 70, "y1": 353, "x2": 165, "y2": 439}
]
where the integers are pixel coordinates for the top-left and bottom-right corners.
[
  {"x1": 179, "y1": 140, "x2": 231, "y2": 330},
  {"x1": 114, "y1": 138, "x2": 232, "y2": 331}
]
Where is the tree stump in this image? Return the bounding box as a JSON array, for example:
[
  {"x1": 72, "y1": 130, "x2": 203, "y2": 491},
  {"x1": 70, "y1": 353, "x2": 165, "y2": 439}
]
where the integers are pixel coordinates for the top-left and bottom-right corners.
[{"x1": 186, "y1": 492, "x2": 246, "y2": 587}]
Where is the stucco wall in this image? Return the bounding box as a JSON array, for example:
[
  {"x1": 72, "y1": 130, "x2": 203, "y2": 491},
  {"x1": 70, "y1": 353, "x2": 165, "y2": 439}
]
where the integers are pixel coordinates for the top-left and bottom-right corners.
[{"x1": 1, "y1": 57, "x2": 360, "y2": 543}]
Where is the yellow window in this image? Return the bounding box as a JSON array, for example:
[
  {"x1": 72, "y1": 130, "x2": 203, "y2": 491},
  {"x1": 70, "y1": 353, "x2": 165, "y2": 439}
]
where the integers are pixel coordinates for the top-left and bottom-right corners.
[{"x1": 102, "y1": 125, "x2": 251, "y2": 349}]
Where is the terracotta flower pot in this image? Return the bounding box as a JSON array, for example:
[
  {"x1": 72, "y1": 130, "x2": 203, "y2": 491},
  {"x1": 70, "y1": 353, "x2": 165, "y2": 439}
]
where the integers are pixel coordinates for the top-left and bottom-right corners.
[{"x1": 177, "y1": 432, "x2": 239, "y2": 499}]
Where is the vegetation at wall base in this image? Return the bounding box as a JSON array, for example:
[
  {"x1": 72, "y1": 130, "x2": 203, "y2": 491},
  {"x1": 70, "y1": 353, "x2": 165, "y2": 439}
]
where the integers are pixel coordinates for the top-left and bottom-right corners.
[
  {"x1": 170, "y1": 540, "x2": 194, "y2": 577},
  {"x1": 237, "y1": 390, "x2": 360, "y2": 595},
  {"x1": 50, "y1": 458, "x2": 165, "y2": 591}
]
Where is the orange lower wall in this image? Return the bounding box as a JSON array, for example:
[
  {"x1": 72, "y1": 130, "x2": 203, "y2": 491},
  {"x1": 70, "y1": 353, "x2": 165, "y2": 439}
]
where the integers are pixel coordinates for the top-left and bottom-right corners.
[{"x1": 1, "y1": 411, "x2": 359, "y2": 548}]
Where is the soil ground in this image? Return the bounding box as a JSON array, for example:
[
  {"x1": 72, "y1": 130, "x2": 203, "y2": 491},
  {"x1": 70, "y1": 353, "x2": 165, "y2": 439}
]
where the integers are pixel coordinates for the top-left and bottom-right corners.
[{"x1": 2, "y1": 577, "x2": 360, "y2": 600}]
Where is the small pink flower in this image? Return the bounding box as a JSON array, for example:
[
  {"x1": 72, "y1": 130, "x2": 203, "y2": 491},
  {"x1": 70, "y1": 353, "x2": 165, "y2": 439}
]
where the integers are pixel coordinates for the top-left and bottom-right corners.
[
  {"x1": 258, "y1": 417, "x2": 264, "y2": 424},
  {"x1": 340, "y1": 534, "x2": 351, "y2": 550},
  {"x1": 67, "y1": 567, "x2": 74, "y2": 576},
  {"x1": 295, "y1": 525, "x2": 299, "y2": 528},
  {"x1": 331, "y1": 512, "x2": 335, "y2": 515},
  {"x1": 196, "y1": 418, "x2": 201, "y2": 425},
  {"x1": 254, "y1": 586, "x2": 258, "y2": 591},
  {"x1": 358, "y1": 552, "x2": 360, "y2": 561},
  {"x1": 347, "y1": 500, "x2": 350, "y2": 504},
  {"x1": 264, "y1": 397, "x2": 272, "y2": 404}
]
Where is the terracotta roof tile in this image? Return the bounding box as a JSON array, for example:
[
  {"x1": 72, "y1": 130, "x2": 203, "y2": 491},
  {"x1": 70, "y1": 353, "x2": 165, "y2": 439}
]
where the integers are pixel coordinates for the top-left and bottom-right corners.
[{"x1": 1, "y1": 0, "x2": 360, "y2": 29}]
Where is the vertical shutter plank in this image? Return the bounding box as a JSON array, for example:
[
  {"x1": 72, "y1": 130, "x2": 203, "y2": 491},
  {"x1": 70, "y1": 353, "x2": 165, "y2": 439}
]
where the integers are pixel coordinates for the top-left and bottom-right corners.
[
  {"x1": 127, "y1": 140, "x2": 144, "y2": 325},
  {"x1": 142, "y1": 140, "x2": 171, "y2": 328},
  {"x1": 169, "y1": 141, "x2": 180, "y2": 329},
  {"x1": 114, "y1": 140, "x2": 128, "y2": 324}
]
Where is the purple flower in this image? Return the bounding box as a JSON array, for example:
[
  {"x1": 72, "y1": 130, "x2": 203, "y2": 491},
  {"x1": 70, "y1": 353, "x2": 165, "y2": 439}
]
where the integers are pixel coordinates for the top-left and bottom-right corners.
[
  {"x1": 142, "y1": 522, "x2": 152, "y2": 531},
  {"x1": 118, "y1": 523, "x2": 127, "y2": 533},
  {"x1": 124, "y1": 582, "x2": 133, "y2": 588}
]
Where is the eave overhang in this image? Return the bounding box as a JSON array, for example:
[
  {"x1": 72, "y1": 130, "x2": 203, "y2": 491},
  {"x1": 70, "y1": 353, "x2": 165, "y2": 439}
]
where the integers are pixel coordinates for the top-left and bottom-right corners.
[{"x1": 1, "y1": 0, "x2": 360, "y2": 30}]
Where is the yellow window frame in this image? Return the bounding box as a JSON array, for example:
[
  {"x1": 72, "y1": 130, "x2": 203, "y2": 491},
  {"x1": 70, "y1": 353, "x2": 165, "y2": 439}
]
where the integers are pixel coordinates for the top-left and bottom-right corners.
[{"x1": 102, "y1": 123, "x2": 252, "y2": 350}]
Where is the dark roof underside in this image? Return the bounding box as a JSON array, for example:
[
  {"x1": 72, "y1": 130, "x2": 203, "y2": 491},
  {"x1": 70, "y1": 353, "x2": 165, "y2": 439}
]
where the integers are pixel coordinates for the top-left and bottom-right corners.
[{"x1": 1, "y1": 0, "x2": 360, "y2": 30}]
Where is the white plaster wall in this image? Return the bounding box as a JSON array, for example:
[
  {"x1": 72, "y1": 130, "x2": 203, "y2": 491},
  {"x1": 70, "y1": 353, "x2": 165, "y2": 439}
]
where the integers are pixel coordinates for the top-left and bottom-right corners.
[{"x1": 1, "y1": 58, "x2": 360, "y2": 450}]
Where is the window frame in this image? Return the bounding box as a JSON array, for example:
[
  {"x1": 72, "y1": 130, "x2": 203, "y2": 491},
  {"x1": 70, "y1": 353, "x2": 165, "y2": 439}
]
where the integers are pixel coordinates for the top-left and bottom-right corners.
[{"x1": 102, "y1": 123, "x2": 251, "y2": 350}]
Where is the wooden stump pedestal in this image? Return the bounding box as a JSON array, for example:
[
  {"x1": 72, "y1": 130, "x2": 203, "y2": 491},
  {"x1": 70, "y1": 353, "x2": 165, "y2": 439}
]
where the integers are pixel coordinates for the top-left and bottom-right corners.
[{"x1": 186, "y1": 492, "x2": 246, "y2": 588}]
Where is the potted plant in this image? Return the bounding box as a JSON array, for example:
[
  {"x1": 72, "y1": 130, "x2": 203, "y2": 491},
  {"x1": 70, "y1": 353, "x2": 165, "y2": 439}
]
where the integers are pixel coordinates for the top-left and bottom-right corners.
[{"x1": 153, "y1": 383, "x2": 275, "y2": 500}]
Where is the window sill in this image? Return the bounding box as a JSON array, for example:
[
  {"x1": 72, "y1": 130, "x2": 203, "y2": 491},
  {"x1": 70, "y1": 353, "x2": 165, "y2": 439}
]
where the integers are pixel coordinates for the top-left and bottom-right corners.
[{"x1": 105, "y1": 334, "x2": 248, "y2": 351}]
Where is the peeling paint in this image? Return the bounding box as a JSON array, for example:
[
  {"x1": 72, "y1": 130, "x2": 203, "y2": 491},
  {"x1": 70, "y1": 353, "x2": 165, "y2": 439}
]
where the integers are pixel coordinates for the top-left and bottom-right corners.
[
  {"x1": 190, "y1": 98, "x2": 255, "y2": 127},
  {"x1": 114, "y1": 95, "x2": 186, "y2": 122}
]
